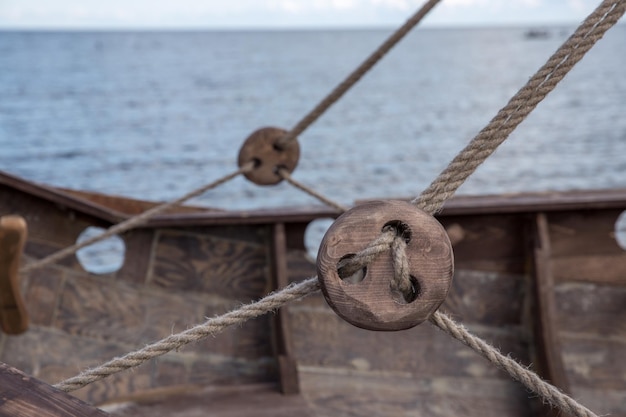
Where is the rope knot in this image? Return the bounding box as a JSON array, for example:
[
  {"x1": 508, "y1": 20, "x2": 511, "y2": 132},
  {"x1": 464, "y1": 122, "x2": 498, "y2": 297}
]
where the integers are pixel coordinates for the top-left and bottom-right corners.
[{"x1": 336, "y1": 224, "x2": 417, "y2": 303}]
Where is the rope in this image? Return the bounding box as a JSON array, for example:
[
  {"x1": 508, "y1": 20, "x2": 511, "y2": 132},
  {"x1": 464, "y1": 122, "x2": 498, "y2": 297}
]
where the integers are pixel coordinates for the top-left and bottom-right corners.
[
  {"x1": 277, "y1": 168, "x2": 347, "y2": 212},
  {"x1": 413, "y1": 0, "x2": 626, "y2": 214},
  {"x1": 20, "y1": 163, "x2": 254, "y2": 274},
  {"x1": 276, "y1": 0, "x2": 442, "y2": 148},
  {"x1": 429, "y1": 311, "x2": 597, "y2": 417},
  {"x1": 339, "y1": 0, "x2": 625, "y2": 274},
  {"x1": 50, "y1": 3, "x2": 624, "y2": 416},
  {"x1": 54, "y1": 277, "x2": 320, "y2": 392}
]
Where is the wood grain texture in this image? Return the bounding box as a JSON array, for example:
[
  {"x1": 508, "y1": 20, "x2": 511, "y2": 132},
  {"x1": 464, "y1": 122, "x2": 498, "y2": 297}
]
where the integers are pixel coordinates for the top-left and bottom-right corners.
[
  {"x1": 531, "y1": 213, "x2": 571, "y2": 394},
  {"x1": 439, "y1": 215, "x2": 525, "y2": 273},
  {"x1": 555, "y1": 282, "x2": 626, "y2": 339},
  {"x1": 0, "y1": 215, "x2": 28, "y2": 334},
  {"x1": 562, "y1": 336, "x2": 626, "y2": 390},
  {"x1": 441, "y1": 269, "x2": 525, "y2": 326},
  {"x1": 318, "y1": 200, "x2": 454, "y2": 331},
  {"x1": 23, "y1": 267, "x2": 65, "y2": 327},
  {"x1": 150, "y1": 230, "x2": 269, "y2": 299},
  {"x1": 290, "y1": 304, "x2": 528, "y2": 379},
  {"x1": 106, "y1": 383, "x2": 313, "y2": 417},
  {"x1": 0, "y1": 362, "x2": 110, "y2": 417},
  {"x1": 299, "y1": 371, "x2": 532, "y2": 417},
  {"x1": 237, "y1": 127, "x2": 300, "y2": 185}
]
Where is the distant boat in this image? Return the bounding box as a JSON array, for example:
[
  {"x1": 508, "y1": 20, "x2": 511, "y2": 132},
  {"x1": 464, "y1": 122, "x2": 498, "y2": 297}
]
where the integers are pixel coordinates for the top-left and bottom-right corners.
[{"x1": 524, "y1": 28, "x2": 551, "y2": 39}]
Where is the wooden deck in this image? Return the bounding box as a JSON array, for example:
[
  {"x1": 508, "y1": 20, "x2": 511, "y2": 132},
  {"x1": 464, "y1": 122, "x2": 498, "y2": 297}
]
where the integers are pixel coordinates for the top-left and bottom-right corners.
[{"x1": 1, "y1": 169, "x2": 625, "y2": 416}]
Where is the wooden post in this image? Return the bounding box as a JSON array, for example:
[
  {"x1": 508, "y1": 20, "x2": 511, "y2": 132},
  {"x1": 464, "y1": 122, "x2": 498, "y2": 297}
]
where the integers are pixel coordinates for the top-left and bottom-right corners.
[
  {"x1": 527, "y1": 212, "x2": 571, "y2": 416},
  {"x1": 0, "y1": 215, "x2": 29, "y2": 335},
  {"x1": 269, "y1": 223, "x2": 300, "y2": 395}
]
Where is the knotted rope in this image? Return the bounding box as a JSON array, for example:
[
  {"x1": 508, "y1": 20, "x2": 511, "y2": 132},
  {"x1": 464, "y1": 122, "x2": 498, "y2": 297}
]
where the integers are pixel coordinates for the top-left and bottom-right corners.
[{"x1": 52, "y1": 2, "x2": 624, "y2": 417}]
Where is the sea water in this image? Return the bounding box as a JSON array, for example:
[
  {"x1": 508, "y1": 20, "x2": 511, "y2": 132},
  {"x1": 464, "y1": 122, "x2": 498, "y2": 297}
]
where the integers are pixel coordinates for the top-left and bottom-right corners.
[{"x1": 1, "y1": 26, "x2": 625, "y2": 211}]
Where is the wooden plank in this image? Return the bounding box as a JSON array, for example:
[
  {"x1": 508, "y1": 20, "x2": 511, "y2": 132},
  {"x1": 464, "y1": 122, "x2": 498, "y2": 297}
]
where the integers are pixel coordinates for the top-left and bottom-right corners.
[
  {"x1": 270, "y1": 223, "x2": 300, "y2": 395},
  {"x1": 0, "y1": 215, "x2": 28, "y2": 334},
  {"x1": 0, "y1": 362, "x2": 110, "y2": 417},
  {"x1": 555, "y1": 282, "x2": 626, "y2": 339},
  {"x1": 299, "y1": 370, "x2": 532, "y2": 417},
  {"x1": 438, "y1": 215, "x2": 526, "y2": 273},
  {"x1": 552, "y1": 254, "x2": 626, "y2": 285},
  {"x1": 529, "y1": 213, "x2": 571, "y2": 395},
  {"x1": 442, "y1": 269, "x2": 525, "y2": 326},
  {"x1": 103, "y1": 383, "x2": 313, "y2": 417},
  {"x1": 562, "y1": 336, "x2": 626, "y2": 391},
  {"x1": 547, "y1": 209, "x2": 625, "y2": 257},
  {"x1": 290, "y1": 303, "x2": 528, "y2": 379},
  {"x1": 149, "y1": 230, "x2": 268, "y2": 299}
]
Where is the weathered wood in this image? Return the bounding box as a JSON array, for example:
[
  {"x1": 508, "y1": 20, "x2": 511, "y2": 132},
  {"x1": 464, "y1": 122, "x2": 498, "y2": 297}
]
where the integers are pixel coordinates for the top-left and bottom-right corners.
[
  {"x1": 299, "y1": 370, "x2": 532, "y2": 417},
  {"x1": 238, "y1": 127, "x2": 300, "y2": 186},
  {"x1": 270, "y1": 223, "x2": 300, "y2": 394},
  {"x1": 290, "y1": 303, "x2": 528, "y2": 378},
  {"x1": 0, "y1": 362, "x2": 110, "y2": 417},
  {"x1": 0, "y1": 215, "x2": 28, "y2": 334},
  {"x1": 104, "y1": 383, "x2": 313, "y2": 417},
  {"x1": 552, "y1": 254, "x2": 626, "y2": 285},
  {"x1": 318, "y1": 200, "x2": 454, "y2": 331},
  {"x1": 438, "y1": 215, "x2": 526, "y2": 273},
  {"x1": 529, "y1": 213, "x2": 571, "y2": 395},
  {"x1": 149, "y1": 229, "x2": 268, "y2": 299},
  {"x1": 555, "y1": 282, "x2": 626, "y2": 339}
]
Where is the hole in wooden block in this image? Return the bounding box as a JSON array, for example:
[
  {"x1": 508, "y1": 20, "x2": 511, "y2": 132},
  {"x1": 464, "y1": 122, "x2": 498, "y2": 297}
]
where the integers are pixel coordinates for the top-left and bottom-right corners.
[
  {"x1": 337, "y1": 254, "x2": 366, "y2": 283},
  {"x1": 382, "y1": 220, "x2": 412, "y2": 243},
  {"x1": 391, "y1": 275, "x2": 421, "y2": 304},
  {"x1": 76, "y1": 227, "x2": 126, "y2": 274},
  {"x1": 615, "y1": 210, "x2": 626, "y2": 250}
]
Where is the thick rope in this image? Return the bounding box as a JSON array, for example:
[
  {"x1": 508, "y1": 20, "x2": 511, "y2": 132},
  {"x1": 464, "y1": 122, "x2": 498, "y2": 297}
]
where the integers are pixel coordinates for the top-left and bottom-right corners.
[
  {"x1": 277, "y1": 168, "x2": 347, "y2": 212},
  {"x1": 50, "y1": 4, "x2": 623, "y2": 416},
  {"x1": 54, "y1": 277, "x2": 320, "y2": 392},
  {"x1": 390, "y1": 233, "x2": 412, "y2": 297},
  {"x1": 413, "y1": 0, "x2": 625, "y2": 214},
  {"x1": 20, "y1": 163, "x2": 254, "y2": 274},
  {"x1": 276, "y1": 0, "x2": 442, "y2": 148},
  {"x1": 339, "y1": 0, "x2": 625, "y2": 275},
  {"x1": 429, "y1": 311, "x2": 597, "y2": 417}
]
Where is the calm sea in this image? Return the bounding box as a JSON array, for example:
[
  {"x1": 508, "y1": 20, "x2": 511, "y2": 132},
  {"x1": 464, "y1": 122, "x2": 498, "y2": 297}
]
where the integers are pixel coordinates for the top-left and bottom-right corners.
[{"x1": 1, "y1": 27, "x2": 625, "y2": 212}]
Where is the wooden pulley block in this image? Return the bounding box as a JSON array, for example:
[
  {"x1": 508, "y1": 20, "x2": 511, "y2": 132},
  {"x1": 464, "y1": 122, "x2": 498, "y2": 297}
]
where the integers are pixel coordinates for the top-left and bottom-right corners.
[
  {"x1": 238, "y1": 127, "x2": 300, "y2": 185},
  {"x1": 0, "y1": 215, "x2": 29, "y2": 335},
  {"x1": 317, "y1": 200, "x2": 454, "y2": 331}
]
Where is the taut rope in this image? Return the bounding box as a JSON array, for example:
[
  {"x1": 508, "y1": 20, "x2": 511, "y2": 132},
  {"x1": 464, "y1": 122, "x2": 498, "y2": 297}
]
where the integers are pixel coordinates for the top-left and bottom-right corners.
[
  {"x1": 50, "y1": 2, "x2": 624, "y2": 417},
  {"x1": 336, "y1": 0, "x2": 625, "y2": 276},
  {"x1": 276, "y1": 0, "x2": 442, "y2": 148}
]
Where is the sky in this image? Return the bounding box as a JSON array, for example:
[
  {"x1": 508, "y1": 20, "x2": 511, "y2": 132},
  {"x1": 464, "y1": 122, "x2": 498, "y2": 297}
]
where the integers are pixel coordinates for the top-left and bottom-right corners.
[{"x1": 0, "y1": 0, "x2": 604, "y2": 29}]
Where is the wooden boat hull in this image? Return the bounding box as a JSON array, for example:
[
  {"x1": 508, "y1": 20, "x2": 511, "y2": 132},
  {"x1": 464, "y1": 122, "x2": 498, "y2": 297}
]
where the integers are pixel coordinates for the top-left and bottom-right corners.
[{"x1": 0, "y1": 170, "x2": 625, "y2": 416}]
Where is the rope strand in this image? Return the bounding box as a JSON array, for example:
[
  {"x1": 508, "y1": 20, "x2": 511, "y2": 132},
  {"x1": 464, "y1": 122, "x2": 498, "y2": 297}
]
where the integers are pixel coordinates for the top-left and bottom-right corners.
[{"x1": 278, "y1": 168, "x2": 347, "y2": 212}]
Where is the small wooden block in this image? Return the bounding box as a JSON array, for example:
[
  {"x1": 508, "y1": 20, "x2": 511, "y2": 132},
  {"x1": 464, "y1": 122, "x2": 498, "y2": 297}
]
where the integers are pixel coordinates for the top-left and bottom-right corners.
[
  {"x1": 237, "y1": 127, "x2": 300, "y2": 185},
  {"x1": 317, "y1": 200, "x2": 454, "y2": 331},
  {"x1": 0, "y1": 215, "x2": 29, "y2": 335}
]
